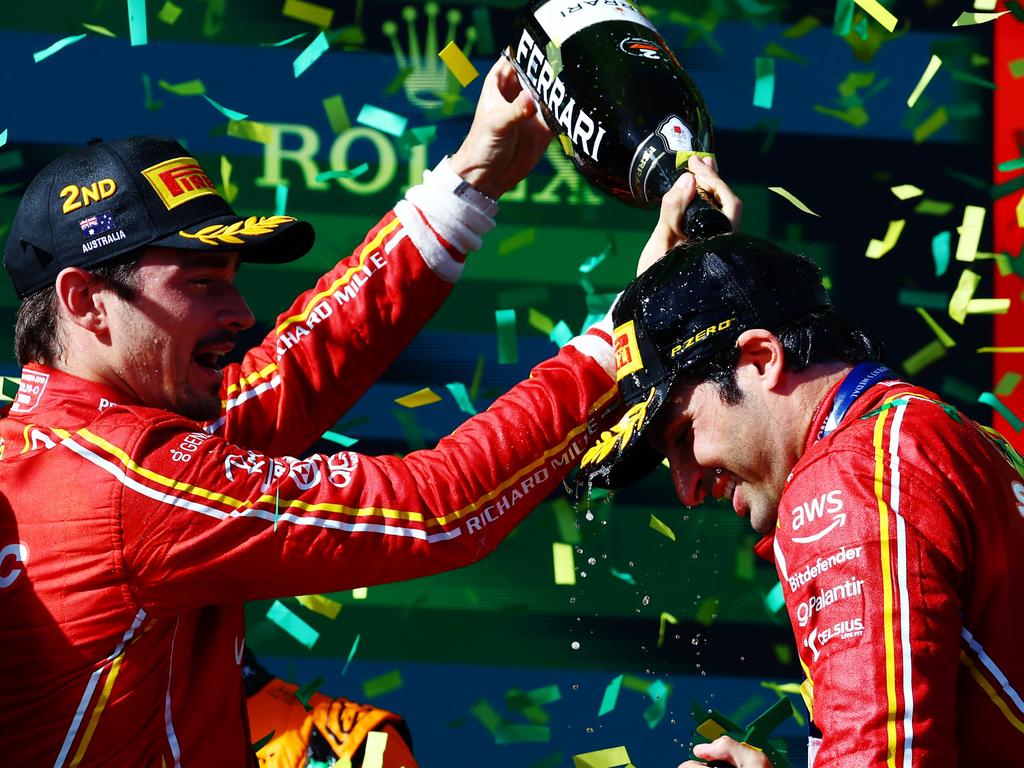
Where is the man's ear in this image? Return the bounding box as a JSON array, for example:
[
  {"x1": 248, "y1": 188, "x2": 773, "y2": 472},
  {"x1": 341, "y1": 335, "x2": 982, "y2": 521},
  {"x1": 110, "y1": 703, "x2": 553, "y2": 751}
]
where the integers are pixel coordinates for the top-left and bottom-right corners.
[
  {"x1": 54, "y1": 267, "x2": 110, "y2": 337},
  {"x1": 734, "y1": 328, "x2": 785, "y2": 390}
]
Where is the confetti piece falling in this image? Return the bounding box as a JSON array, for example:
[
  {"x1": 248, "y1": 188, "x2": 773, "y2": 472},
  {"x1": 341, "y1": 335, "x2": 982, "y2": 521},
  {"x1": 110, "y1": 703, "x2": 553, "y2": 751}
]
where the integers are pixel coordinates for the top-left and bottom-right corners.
[
  {"x1": 342, "y1": 633, "x2": 360, "y2": 675},
  {"x1": 966, "y1": 298, "x2": 1010, "y2": 314},
  {"x1": 764, "y1": 582, "x2": 786, "y2": 613},
  {"x1": 643, "y1": 679, "x2": 669, "y2": 729},
  {"x1": 439, "y1": 41, "x2": 479, "y2": 86},
  {"x1": 529, "y1": 308, "x2": 555, "y2": 335},
  {"x1": 597, "y1": 675, "x2": 623, "y2": 716},
  {"x1": 315, "y1": 164, "x2": 370, "y2": 182},
  {"x1": 552, "y1": 542, "x2": 576, "y2": 585},
  {"x1": 913, "y1": 106, "x2": 949, "y2": 143},
  {"x1": 295, "y1": 594, "x2": 342, "y2": 619},
  {"x1": 916, "y1": 308, "x2": 957, "y2": 348},
  {"x1": 1010, "y1": 58, "x2": 1024, "y2": 78},
  {"x1": 865, "y1": 219, "x2": 906, "y2": 259},
  {"x1": 395, "y1": 387, "x2": 442, "y2": 408},
  {"x1": 261, "y1": 32, "x2": 309, "y2": 47},
  {"x1": 907, "y1": 55, "x2": 942, "y2": 108},
  {"x1": 322, "y1": 94, "x2": 351, "y2": 134},
  {"x1": 0, "y1": 129, "x2": 7, "y2": 148},
  {"x1": 446, "y1": 382, "x2": 477, "y2": 415},
  {"x1": 916, "y1": 199, "x2": 954, "y2": 216},
  {"x1": 128, "y1": 0, "x2": 148, "y2": 46},
  {"x1": 572, "y1": 746, "x2": 634, "y2": 768},
  {"x1": 227, "y1": 120, "x2": 274, "y2": 144},
  {"x1": 834, "y1": 0, "x2": 855, "y2": 36},
  {"x1": 33, "y1": 34, "x2": 87, "y2": 63},
  {"x1": 657, "y1": 611, "x2": 678, "y2": 647},
  {"x1": 83, "y1": 23, "x2": 117, "y2": 37},
  {"x1": 1017, "y1": 194, "x2": 1024, "y2": 228},
  {"x1": 549, "y1": 321, "x2": 573, "y2": 347},
  {"x1": 352, "y1": 587, "x2": 368, "y2": 599},
  {"x1": 952, "y1": 10, "x2": 1010, "y2": 25},
  {"x1": 203, "y1": 94, "x2": 247, "y2": 121},
  {"x1": 321, "y1": 430, "x2": 358, "y2": 447},
  {"x1": 979, "y1": 392, "x2": 1024, "y2": 431},
  {"x1": 159, "y1": 78, "x2": 206, "y2": 95},
  {"x1": 769, "y1": 186, "x2": 821, "y2": 217},
  {"x1": 578, "y1": 246, "x2": 609, "y2": 274},
  {"x1": 995, "y1": 372, "x2": 1022, "y2": 396},
  {"x1": 978, "y1": 347, "x2": 1024, "y2": 353},
  {"x1": 784, "y1": 15, "x2": 821, "y2": 37},
  {"x1": 558, "y1": 134, "x2": 574, "y2": 157},
  {"x1": 362, "y1": 731, "x2": 388, "y2": 768},
  {"x1": 649, "y1": 513, "x2": 676, "y2": 541},
  {"x1": 954, "y1": 205, "x2": 986, "y2": 262},
  {"x1": 948, "y1": 269, "x2": 981, "y2": 324},
  {"x1": 157, "y1": 1, "x2": 182, "y2": 24},
  {"x1": 853, "y1": 0, "x2": 898, "y2": 32},
  {"x1": 219, "y1": 155, "x2": 238, "y2": 204},
  {"x1": 891, "y1": 184, "x2": 923, "y2": 200},
  {"x1": 552, "y1": 498, "x2": 581, "y2": 544},
  {"x1": 695, "y1": 597, "x2": 719, "y2": 625},
  {"x1": 274, "y1": 183, "x2": 288, "y2": 217},
  {"x1": 753, "y1": 57, "x2": 775, "y2": 109},
  {"x1": 495, "y1": 309, "x2": 518, "y2": 364},
  {"x1": 609, "y1": 568, "x2": 635, "y2": 585},
  {"x1": 357, "y1": 104, "x2": 407, "y2": 137},
  {"x1": 362, "y1": 669, "x2": 403, "y2": 699},
  {"x1": 293, "y1": 31, "x2": 329, "y2": 78},
  {"x1": 267, "y1": 600, "x2": 319, "y2": 648},
  {"x1": 998, "y1": 158, "x2": 1024, "y2": 172},
  {"x1": 898, "y1": 290, "x2": 946, "y2": 309},
  {"x1": 282, "y1": 0, "x2": 334, "y2": 27},
  {"x1": 499, "y1": 228, "x2": 537, "y2": 256},
  {"x1": 904, "y1": 340, "x2": 946, "y2": 375}
]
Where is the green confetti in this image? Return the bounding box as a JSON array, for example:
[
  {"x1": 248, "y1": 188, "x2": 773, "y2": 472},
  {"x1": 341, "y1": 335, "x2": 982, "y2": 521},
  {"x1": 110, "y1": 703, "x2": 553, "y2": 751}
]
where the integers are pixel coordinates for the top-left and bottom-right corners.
[
  {"x1": 0, "y1": 129, "x2": 7, "y2": 148},
  {"x1": 357, "y1": 104, "x2": 407, "y2": 137},
  {"x1": 0, "y1": 151, "x2": 23, "y2": 172},
  {"x1": 157, "y1": 1, "x2": 182, "y2": 24},
  {"x1": 735, "y1": 538, "x2": 756, "y2": 581},
  {"x1": 1010, "y1": 58, "x2": 1024, "y2": 78},
  {"x1": 997, "y1": 157, "x2": 1024, "y2": 173},
  {"x1": 315, "y1": 164, "x2": 370, "y2": 182},
  {"x1": 159, "y1": 78, "x2": 206, "y2": 96},
  {"x1": 322, "y1": 94, "x2": 351, "y2": 134},
  {"x1": 384, "y1": 66, "x2": 414, "y2": 95},
  {"x1": 342, "y1": 633, "x2": 360, "y2": 675},
  {"x1": 495, "y1": 309, "x2": 518, "y2": 365},
  {"x1": 657, "y1": 611, "x2": 679, "y2": 647},
  {"x1": 82, "y1": 23, "x2": 117, "y2": 37},
  {"x1": 649, "y1": 513, "x2": 676, "y2": 541},
  {"x1": 321, "y1": 430, "x2": 358, "y2": 447},
  {"x1": 979, "y1": 392, "x2": 1024, "y2": 432},
  {"x1": 695, "y1": 598, "x2": 719, "y2": 626},
  {"x1": 941, "y1": 377, "x2": 980, "y2": 405},
  {"x1": 951, "y1": 69, "x2": 997, "y2": 90},
  {"x1": 261, "y1": 32, "x2": 309, "y2": 47},
  {"x1": 406, "y1": 125, "x2": 437, "y2": 147},
  {"x1": 33, "y1": 33, "x2": 87, "y2": 63},
  {"x1": 203, "y1": 94, "x2": 247, "y2": 121},
  {"x1": 293, "y1": 31, "x2": 329, "y2": 78},
  {"x1": 915, "y1": 199, "x2": 954, "y2": 216},
  {"x1": 362, "y1": 669, "x2": 404, "y2": 699},
  {"x1": 913, "y1": 106, "x2": 948, "y2": 144},
  {"x1": 933, "y1": 231, "x2": 951, "y2": 276},
  {"x1": 764, "y1": 42, "x2": 807, "y2": 65},
  {"x1": 897, "y1": 290, "x2": 947, "y2": 309},
  {"x1": 609, "y1": 568, "x2": 636, "y2": 585},
  {"x1": 578, "y1": 246, "x2": 609, "y2": 274},
  {"x1": 266, "y1": 600, "x2": 319, "y2": 649},
  {"x1": 833, "y1": 0, "x2": 854, "y2": 36},
  {"x1": 295, "y1": 675, "x2": 325, "y2": 710},
  {"x1": 995, "y1": 372, "x2": 1022, "y2": 397},
  {"x1": 643, "y1": 679, "x2": 669, "y2": 729},
  {"x1": 764, "y1": 582, "x2": 785, "y2": 614},
  {"x1": 903, "y1": 340, "x2": 946, "y2": 376},
  {"x1": 784, "y1": 15, "x2": 820, "y2": 37},
  {"x1": 496, "y1": 724, "x2": 551, "y2": 744},
  {"x1": 549, "y1": 321, "x2": 573, "y2": 347},
  {"x1": 252, "y1": 731, "x2": 275, "y2": 752},
  {"x1": 392, "y1": 408, "x2": 425, "y2": 450},
  {"x1": 141, "y1": 74, "x2": 163, "y2": 111},
  {"x1": 274, "y1": 183, "x2": 288, "y2": 217},
  {"x1": 469, "y1": 355, "x2": 485, "y2": 401},
  {"x1": 528, "y1": 308, "x2": 555, "y2": 336},
  {"x1": 128, "y1": 0, "x2": 148, "y2": 46},
  {"x1": 498, "y1": 228, "x2": 536, "y2": 256},
  {"x1": 753, "y1": 57, "x2": 775, "y2": 109},
  {"x1": 446, "y1": 382, "x2": 477, "y2": 415}
]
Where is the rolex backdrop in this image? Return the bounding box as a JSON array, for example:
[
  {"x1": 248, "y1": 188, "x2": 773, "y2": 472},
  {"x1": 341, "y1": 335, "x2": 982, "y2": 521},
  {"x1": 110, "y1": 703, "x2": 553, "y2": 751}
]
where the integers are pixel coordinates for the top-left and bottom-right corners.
[{"x1": 0, "y1": 1, "x2": 1010, "y2": 766}]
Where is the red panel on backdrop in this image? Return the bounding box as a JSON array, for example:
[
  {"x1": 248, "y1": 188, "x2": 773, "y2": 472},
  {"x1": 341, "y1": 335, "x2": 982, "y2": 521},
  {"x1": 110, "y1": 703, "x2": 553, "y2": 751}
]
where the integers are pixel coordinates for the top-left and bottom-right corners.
[{"x1": 993, "y1": 6, "x2": 1024, "y2": 449}]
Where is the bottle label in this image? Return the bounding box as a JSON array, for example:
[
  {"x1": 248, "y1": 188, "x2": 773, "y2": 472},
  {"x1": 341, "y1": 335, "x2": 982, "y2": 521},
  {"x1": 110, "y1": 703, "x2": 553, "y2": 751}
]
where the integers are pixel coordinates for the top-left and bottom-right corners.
[
  {"x1": 628, "y1": 114, "x2": 692, "y2": 204},
  {"x1": 535, "y1": 0, "x2": 656, "y2": 45}
]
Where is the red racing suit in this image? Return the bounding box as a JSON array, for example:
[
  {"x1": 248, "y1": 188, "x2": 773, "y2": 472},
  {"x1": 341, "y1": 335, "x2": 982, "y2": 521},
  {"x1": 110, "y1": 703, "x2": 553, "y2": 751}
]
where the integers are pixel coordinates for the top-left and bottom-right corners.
[
  {"x1": 765, "y1": 377, "x2": 1024, "y2": 766},
  {"x1": 0, "y1": 161, "x2": 618, "y2": 767}
]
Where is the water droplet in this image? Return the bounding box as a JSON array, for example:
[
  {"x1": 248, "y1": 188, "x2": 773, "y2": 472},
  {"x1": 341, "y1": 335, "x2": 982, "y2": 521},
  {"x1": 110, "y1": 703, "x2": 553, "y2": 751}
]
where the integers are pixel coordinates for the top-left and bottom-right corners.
[
  {"x1": 587, "y1": 557, "x2": 596, "y2": 565},
  {"x1": 641, "y1": 595, "x2": 650, "y2": 606},
  {"x1": 585, "y1": 727, "x2": 594, "y2": 733},
  {"x1": 571, "y1": 641, "x2": 581, "y2": 650},
  {"x1": 585, "y1": 511, "x2": 594, "y2": 521},
  {"x1": 569, "y1": 596, "x2": 577, "y2": 604}
]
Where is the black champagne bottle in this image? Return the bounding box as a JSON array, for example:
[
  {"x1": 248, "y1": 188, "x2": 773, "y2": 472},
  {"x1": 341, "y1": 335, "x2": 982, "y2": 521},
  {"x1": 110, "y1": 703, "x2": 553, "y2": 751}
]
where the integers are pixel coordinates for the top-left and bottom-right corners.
[{"x1": 509, "y1": 0, "x2": 731, "y2": 239}]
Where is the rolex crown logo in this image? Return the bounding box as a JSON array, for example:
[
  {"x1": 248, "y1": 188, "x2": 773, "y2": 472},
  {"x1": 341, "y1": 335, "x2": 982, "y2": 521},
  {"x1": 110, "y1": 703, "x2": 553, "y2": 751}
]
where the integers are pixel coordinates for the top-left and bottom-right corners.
[{"x1": 382, "y1": 2, "x2": 477, "y2": 113}]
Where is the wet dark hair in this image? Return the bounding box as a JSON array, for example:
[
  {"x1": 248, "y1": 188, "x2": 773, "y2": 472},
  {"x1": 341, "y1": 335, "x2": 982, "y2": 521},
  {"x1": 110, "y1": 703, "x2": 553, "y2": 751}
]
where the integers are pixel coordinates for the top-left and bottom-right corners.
[
  {"x1": 14, "y1": 251, "x2": 142, "y2": 366},
  {"x1": 677, "y1": 307, "x2": 882, "y2": 405}
]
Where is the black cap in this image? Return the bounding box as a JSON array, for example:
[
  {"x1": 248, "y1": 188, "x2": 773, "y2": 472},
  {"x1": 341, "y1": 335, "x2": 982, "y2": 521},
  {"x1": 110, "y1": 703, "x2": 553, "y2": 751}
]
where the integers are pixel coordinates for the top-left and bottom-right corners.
[
  {"x1": 577, "y1": 233, "x2": 832, "y2": 490},
  {"x1": 4, "y1": 136, "x2": 315, "y2": 298}
]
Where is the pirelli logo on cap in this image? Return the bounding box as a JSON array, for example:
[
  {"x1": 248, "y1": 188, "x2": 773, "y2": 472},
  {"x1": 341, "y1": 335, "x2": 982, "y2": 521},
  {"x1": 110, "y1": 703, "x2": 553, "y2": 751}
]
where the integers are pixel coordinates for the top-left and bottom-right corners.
[
  {"x1": 141, "y1": 156, "x2": 220, "y2": 210},
  {"x1": 613, "y1": 321, "x2": 644, "y2": 381}
]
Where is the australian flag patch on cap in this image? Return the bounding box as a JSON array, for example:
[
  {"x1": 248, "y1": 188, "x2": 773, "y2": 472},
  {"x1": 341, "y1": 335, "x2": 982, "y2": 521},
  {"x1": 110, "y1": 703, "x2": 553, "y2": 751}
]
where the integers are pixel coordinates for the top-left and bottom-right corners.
[{"x1": 79, "y1": 211, "x2": 116, "y2": 239}]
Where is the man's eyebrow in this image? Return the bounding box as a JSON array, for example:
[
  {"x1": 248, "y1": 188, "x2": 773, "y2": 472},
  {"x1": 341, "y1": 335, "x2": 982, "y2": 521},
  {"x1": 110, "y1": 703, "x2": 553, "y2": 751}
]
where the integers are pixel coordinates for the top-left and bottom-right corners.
[{"x1": 182, "y1": 253, "x2": 240, "y2": 274}]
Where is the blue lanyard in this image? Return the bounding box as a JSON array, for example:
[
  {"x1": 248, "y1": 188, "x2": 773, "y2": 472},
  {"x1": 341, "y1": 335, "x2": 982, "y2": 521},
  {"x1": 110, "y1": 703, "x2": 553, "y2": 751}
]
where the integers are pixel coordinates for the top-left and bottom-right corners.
[{"x1": 818, "y1": 362, "x2": 898, "y2": 441}]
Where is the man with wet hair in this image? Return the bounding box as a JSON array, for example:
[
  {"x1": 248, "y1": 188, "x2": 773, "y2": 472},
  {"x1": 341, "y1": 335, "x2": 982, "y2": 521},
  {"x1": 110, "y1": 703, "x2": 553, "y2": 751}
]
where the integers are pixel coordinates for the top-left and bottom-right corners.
[{"x1": 577, "y1": 233, "x2": 1024, "y2": 767}]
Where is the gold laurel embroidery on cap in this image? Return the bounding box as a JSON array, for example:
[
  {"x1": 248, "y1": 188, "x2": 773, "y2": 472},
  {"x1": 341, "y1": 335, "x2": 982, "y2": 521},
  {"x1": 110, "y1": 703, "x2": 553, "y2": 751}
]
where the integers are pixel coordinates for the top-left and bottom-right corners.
[
  {"x1": 580, "y1": 388, "x2": 657, "y2": 468},
  {"x1": 178, "y1": 215, "x2": 296, "y2": 246}
]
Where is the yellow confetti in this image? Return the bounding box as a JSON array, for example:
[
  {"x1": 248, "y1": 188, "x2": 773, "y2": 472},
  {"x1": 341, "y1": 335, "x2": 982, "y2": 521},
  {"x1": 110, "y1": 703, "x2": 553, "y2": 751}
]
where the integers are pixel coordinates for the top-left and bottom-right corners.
[
  {"x1": 954, "y1": 205, "x2": 986, "y2": 262},
  {"x1": 352, "y1": 587, "x2": 368, "y2": 599},
  {"x1": 552, "y1": 542, "x2": 577, "y2": 585},
  {"x1": 854, "y1": 0, "x2": 899, "y2": 32},
  {"x1": 1016, "y1": 193, "x2": 1024, "y2": 228},
  {"x1": 657, "y1": 611, "x2": 678, "y2": 647},
  {"x1": 906, "y1": 55, "x2": 942, "y2": 108},
  {"x1": 948, "y1": 269, "x2": 981, "y2": 324},
  {"x1": 697, "y1": 718, "x2": 729, "y2": 740},
  {"x1": 362, "y1": 730, "x2": 388, "y2": 768},
  {"x1": 915, "y1": 308, "x2": 956, "y2": 348},
  {"x1": 219, "y1": 155, "x2": 238, "y2": 204},
  {"x1": 904, "y1": 339, "x2": 947, "y2": 376},
  {"x1": 891, "y1": 184, "x2": 924, "y2": 200},
  {"x1": 768, "y1": 186, "x2": 820, "y2": 217},
  {"x1": 649, "y1": 514, "x2": 676, "y2": 542},
  {"x1": 227, "y1": 119, "x2": 275, "y2": 144},
  {"x1": 438, "y1": 40, "x2": 479, "y2": 87},
  {"x1": 394, "y1": 387, "x2": 442, "y2": 408},
  {"x1": 913, "y1": 106, "x2": 948, "y2": 143},
  {"x1": 865, "y1": 219, "x2": 906, "y2": 259},
  {"x1": 82, "y1": 22, "x2": 117, "y2": 37},
  {"x1": 558, "y1": 134, "x2": 574, "y2": 157},
  {"x1": 978, "y1": 347, "x2": 1024, "y2": 353},
  {"x1": 573, "y1": 746, "x2": 634, "y2": 768},
  {"x1": 282, "y1": 0, "x2": 334, "y2": 27},
  {"x1": 966, "y1": 298, "x2": 1011, "y2": 314},
  {"x1": 952, "y1": 10, "x2": 1010, "y2": 25},
  {"x1": 675, "y1": 150, "x2": 716, "y2": 169},
  {"x1": 295, "y1": 594, "x2": 342, "y2": 619}
]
